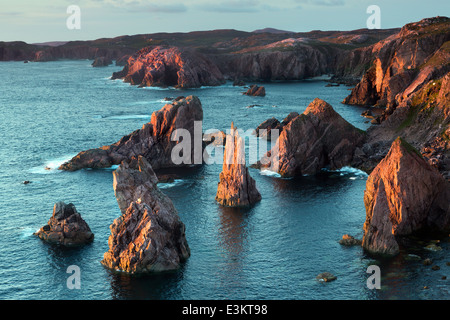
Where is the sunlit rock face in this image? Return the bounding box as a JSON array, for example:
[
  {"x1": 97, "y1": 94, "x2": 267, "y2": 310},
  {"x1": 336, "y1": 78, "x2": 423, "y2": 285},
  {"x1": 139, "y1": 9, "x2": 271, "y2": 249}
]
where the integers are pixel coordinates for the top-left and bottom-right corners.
[
  {"x1": 216, "y1": 123, "x2": 261, "y2": 207},
  {"x1": 101, "y1": 156, "x2": 190, "y2": 274},
  {"x1": 343, "y1": 17, "x2": 450, "y2": 111},
  {"x1": 34, "y1": 202, "x2": 94, "y2": 246},
  {"x1": 362, "y1": 137, "x2": 450, "y2": 256},
  {"x1": 111, "y1": 46, "x2": 225, "y2": 88},
  {"x1": 59, "y1": 95, "x2": 204, "y2": 171},
  {"x1": 259, "y1": 98, "x2": 366, "y2": 177}
]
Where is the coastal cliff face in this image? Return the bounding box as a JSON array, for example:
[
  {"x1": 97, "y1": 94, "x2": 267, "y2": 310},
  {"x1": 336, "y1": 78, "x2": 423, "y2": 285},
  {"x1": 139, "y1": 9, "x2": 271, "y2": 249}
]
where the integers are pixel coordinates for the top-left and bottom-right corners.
[
  {"x1": 101, "y1": 156, "x2": 190, "y2": 273},
  {"x1": 59, "y1": 95, "x2": 204, "y2": 171},
  {"x1": 362, "y1": 137, "x2": 450, "y2": 256},
  {"x1": 260, "y1": 98, "x2": 366, "y2": 177},
  {"x1": 216, "y1": 123, "x2": 261, "y2": 207},
  {"x1": 111, "y1": 46, "x2": 225, "y2": 88},
  {"x1": 343, "y1": 17, "x2": 450, "y2": 110}
]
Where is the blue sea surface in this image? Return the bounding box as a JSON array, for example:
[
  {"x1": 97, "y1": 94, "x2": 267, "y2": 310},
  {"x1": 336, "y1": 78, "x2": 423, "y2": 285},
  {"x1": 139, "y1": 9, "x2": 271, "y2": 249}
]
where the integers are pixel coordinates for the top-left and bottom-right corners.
[{"x1": 0, "y1": 60, "x2": 448, "y2": 300}]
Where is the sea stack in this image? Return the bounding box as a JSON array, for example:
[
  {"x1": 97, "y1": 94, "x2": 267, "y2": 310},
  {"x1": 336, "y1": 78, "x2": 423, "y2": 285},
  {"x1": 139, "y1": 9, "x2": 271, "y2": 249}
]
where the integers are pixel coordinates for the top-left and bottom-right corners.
[
  {"x1": 59, "y1": 95, "x2": 204, "y2": 171},
  {"x1": 216, "y1": 123, "x2": 262, "y2": 207},
  {"x1": 101, "y1": 156, "x2": 190, "y2": 274},
  {"x1": 244, "y1": 85, "x2": 266, "y2": 97},
  {"x1": 259, "y1": 98, "x2": 366, "y2": 177},
  {"x1": 362, "y1": 137, "x2": 450, "y2": 256},
  {"x1": 34, "y1": 202, "x2": 94, "y2": 246}
]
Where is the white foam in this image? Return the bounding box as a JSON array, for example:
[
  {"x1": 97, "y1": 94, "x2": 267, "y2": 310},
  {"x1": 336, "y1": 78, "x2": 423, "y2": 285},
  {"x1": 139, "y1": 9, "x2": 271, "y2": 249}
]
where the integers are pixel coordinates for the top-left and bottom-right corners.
[
  {"x1": 107, "y1": 114, "x2": 150, "y2": 120},
  {"x1": 324, "y1": 166, "x2": 368, "y2": 178},
  {"x1": 158, "y1": 179, "x2": 186, "y2": 189},
  {"x1": 259, "y1": 170, "x2": 282, "y2": 178},
  {"x1": 29, "y1": 154, "x2": 77, "y2": 174}
]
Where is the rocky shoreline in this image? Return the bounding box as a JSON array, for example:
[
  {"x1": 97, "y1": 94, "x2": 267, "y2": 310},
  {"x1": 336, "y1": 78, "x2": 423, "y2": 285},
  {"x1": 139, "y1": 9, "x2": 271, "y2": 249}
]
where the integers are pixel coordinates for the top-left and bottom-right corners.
[{"x1": 27, "y1": 17, "x2": 450, "y2": 272}]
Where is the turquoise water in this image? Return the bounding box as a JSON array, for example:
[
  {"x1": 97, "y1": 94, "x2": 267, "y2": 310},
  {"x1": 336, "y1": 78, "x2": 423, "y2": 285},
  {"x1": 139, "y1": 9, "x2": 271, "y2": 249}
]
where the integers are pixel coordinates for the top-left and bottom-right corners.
[{"x1": 0, "y1": 60, "x2": 448, "y2": 300}]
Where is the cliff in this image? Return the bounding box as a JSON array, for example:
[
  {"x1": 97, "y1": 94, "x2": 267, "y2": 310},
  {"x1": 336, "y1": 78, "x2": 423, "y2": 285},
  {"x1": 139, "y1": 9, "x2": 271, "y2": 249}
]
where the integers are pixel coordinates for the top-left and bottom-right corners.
[
  {"x1": 111, "y1": 46, "x2": 225, "y2": 88},
  {"x1": 362, "y1": 137, "x2": 450, "y2": 256}
]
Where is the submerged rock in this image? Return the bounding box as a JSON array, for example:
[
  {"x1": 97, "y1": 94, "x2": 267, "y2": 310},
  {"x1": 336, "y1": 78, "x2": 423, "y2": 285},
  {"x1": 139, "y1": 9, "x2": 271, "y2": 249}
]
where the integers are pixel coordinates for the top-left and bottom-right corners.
[
  {"x1": 339, "y1": 234, "x2": 362, "y2": 246},
  {"x1": 34, "y1": 202, "x2": 94, "y2": 246},
  {"x1": 59, "y1": 95, "x2": 204, "y2": 171},
  {"x1": 316, "y1": 272, "x2": 337, "y2": 282},
  {"x1": 101, "y1": 156, "x2": 190, "y2": 274},
  {"x1": 92, "y1": 57, "x2": 112, "y2": 67},
  {"x1": 259, "y1": 98, "x2": 366, "y2": 177},
  {"x1": 362, "y1": 137, "x2": 450, "y2": 256},
  {"x1": 216, "y1": 123, "x2": 261, "y2": 207},
  {"x1": 243, "y1": 85, "x2": 266, "y2": 97}
]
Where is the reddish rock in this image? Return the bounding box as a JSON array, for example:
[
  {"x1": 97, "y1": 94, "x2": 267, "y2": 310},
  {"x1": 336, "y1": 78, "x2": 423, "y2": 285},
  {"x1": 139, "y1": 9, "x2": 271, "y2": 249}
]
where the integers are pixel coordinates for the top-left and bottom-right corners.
[
  {"x1": 101, "y1": 156, "x2": 190, "y2": 273},
  {"x1": 111, "y1": 46, "x2": 225, "y2": 88},
  {"x1": 59, "y1": 95, "x2": 204, "y2": 171},
  {"x1": 362, "y1": 137, "x2": 450, "y2": 256},
  {"x1": 216, "y1": 123, "x2": 261, "y2": 207},
  {"x1": 34, "y1": 202, "x2": 94, "y2": 246},
  {"x1": 260, "y1": 98, "x2": 366, "y2": 177},
  {"x1": 343, "y1": 17, "x2": 450, "y2": 111},
  {"x1": 243, "y1": 85, "x2": 266, "y2": 97}
]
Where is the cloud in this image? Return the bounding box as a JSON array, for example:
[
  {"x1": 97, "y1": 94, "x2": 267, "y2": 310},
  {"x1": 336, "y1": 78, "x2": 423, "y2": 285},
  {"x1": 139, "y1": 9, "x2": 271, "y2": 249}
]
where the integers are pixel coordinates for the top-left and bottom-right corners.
[
  {"x1": 197, "y1": 0, "x2": 261, "y2": 13},
  {"x1": 295, "y1": 0, "x2": 345, "y2": 6},
  {"x1": 102, "y1": 0, "x2": 187, "y2": 12}
]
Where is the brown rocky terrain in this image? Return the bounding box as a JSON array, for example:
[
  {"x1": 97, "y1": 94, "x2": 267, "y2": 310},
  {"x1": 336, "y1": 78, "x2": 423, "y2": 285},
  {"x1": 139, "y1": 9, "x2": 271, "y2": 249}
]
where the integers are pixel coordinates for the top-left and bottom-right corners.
[
  {"x1": 111, "y1": 46, "x2": 225, "y2": 88},
  {"x1": 34, "y1": 202, "x2": 94, "y2": 246},
  {"x1": 59, "y1": 95, "x2": 204, "y2": 171},
  {"x1": 243, "y1": 85, "x2": 266, "y2": 96},
  {"x1": 258, "y1": 98, "x2": 366, "y2": 177},
  {"x1": 216, "y1": 123, "x2": 261, "y2": 207},
  {"x1": 101, "y1": 156, "x2": 190, "y2": 273},
  {"x1": 362, "y1": 137, "x2": 450, "y2": 256}
]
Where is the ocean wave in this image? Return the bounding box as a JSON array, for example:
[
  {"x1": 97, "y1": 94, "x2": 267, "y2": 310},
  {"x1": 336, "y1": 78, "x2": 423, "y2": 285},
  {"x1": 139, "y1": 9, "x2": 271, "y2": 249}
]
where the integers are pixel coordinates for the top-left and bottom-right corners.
[
  {"x1": 323, "y1": 166, "x2": 368, "y2": 179},
  {"x1": 29, "y1": 154, "x2": 77, "y2": 174},
  {"x1": 259, "y1": 170, "x2": 282, "y2": 178},
  {"x1": 158, "y1": 179, "x2": 186, "y2": 189}
]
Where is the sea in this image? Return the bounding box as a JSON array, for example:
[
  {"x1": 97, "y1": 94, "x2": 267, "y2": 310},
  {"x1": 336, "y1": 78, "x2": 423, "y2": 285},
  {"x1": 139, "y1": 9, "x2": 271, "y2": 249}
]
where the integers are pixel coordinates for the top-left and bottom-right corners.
[{"x1": 0, "y1": 60, "x2": 448, "y2": 300}]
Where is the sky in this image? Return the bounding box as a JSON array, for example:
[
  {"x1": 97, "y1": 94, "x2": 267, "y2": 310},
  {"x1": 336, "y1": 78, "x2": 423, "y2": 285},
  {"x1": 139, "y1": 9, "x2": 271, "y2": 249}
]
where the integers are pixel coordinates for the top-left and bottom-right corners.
[{"x1": 0, "y1": 0, "x2": 449, "y2": 43}]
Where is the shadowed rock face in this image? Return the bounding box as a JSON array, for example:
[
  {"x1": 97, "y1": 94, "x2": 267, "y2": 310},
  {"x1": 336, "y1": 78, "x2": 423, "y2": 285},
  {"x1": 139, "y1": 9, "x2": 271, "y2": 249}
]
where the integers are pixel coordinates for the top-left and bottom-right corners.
[
  {"x1": 216, "y1": 123, "x2": 261, "y2": 207},
  {"x1": 111, "y1": 46, "x2": 225, "y2": 88},
  {"x1": 255, "y1": 112, "x2": 299, "y2": 140},
  {"x1": 59, "y1": 95, "x2": 204, "y2": 171},
  {"x1": 101, "y1": 156, "x2": 190, "y2": 274},
  {"x1": 260, "y1": 98, "x2": 366, "y2": 177},
  {"x1": 362, "y1": 137, "x2": 450, "y2": 256},
  {"x1": 34, "y1": 202, "x2": 94, "y2": 246},
  {"x1": 92, "y1": 57, "x2": 112, "y2": 67}
]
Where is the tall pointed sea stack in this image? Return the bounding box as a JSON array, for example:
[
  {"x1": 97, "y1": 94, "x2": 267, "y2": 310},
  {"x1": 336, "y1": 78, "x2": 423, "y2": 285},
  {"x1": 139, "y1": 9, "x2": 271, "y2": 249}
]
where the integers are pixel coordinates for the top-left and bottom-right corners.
[
  {"x1": 216, "y1": 123, "x2": 261, "y2": 207},
  {"x1": 362, "y1": 137, "x2": 450, "y2": 256},
  {"x1": 101, "y1": 156, "x2": 190, "y2": 273}
]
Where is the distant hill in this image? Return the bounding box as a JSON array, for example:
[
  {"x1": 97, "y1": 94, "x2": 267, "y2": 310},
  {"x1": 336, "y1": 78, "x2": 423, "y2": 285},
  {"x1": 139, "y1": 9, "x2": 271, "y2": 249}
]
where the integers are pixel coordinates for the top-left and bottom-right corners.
[
  {"x1": 31, "y1": 41, "x2": 68, "y2": 47},
  {"x1": 252, "y1": 28, "x2": 294, "y2": 34}
]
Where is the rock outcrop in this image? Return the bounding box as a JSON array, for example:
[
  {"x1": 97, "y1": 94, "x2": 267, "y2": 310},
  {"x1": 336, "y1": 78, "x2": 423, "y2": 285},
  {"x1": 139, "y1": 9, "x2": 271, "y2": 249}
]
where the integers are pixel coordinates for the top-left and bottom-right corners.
[
  {"x1": 243, "y1": 85, "x2": 266, "y2": 97},
  {"x1": 34, "y1": 202, "x2": 94, "y2": 246},
  {"x1": 92, "y1": 57, "x2": 112, "y2": 67},
  {"x1": 111, "y1": 46, "x2": 225, "y2": 88},
  {"x1": 362, "y1": 137, "x2": 450, "y2": 256},
  {"x1": 59, "y1": 95, "x2": 204, "y2": 171},
  {"x1": 255, "y1": 112, "x2": 299, "y2": 140},
  {"x1": 259, "y1": 98, "x2": 366, "y2": 177},
  {"x1": 343, "y1": 17, "x2": 450, "y2": 111},
  {"x1": 216, "y1": 123, "x2": 261, "y2": 207},
  {"x1": 101, "y1": 156, "x2": 190, "y2": 273}
]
